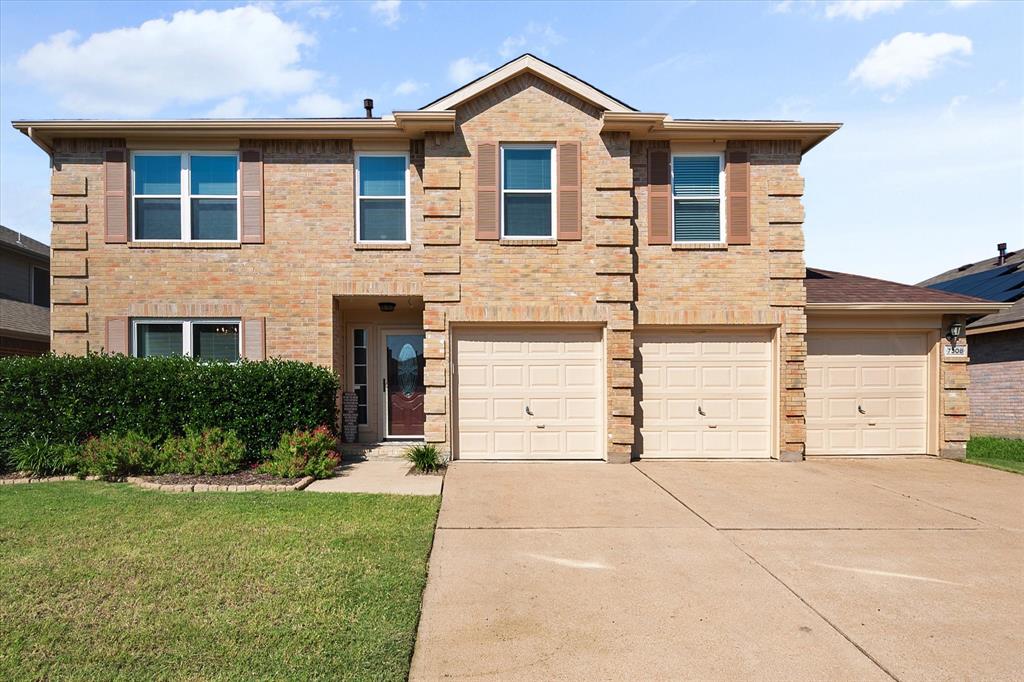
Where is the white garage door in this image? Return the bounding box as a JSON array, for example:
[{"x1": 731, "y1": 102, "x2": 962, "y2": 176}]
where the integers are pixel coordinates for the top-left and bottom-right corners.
[
  {"x1": 806, "y1": 332, "x2": 929, "y2": 455},
  {"x1": 454, "y1": 328, "x2": 603, "y2": 460},
  {"x1": 637, "y1": 330, "x2": 773, "y2": 459}
]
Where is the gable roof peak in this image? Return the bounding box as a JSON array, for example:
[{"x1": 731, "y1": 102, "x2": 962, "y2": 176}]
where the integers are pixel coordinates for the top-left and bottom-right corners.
[{"x1": 420, "y1": 53, "x2": 636, "y2": 113}]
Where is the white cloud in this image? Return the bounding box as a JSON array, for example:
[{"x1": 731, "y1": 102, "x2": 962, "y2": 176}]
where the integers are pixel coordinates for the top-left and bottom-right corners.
[
  {"x1": 825, "y1": 0, "x2": 906, "y2": 20},
  {"x1": 948, "y1": 0, "x2": 982, "y2": 7},
  {"x1": 498, "y1": 22, "x2": 565, "y2": 59},
  {"x1": 770, "y1": 0, "x2": 795, "y2": 13},
  {"x1": 288, "y1": 92, "x2": 352, "y2": 117},
  {"x1": 16, "y1": 6, "x2": 317, "y2": 116},
  {"x1": 207, "y1": 96, "x2": 252, "y2": 118},
  {"x1": 448, "y1": 57, "x2": 490, "y2": 84},
  {"x1": 370, "y1": 0, "x2": 401, "y2": 27},
  {"x1": 393, "y1": 80, "x2": 426, "y2": 96},
  {"x1": 849, "y1": 32, "x2": 973, "y2": 91}
]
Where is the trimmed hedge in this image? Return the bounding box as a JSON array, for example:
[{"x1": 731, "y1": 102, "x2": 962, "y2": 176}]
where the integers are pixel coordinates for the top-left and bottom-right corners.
[{"x1": 0, "y1": 354, "x2": 338, "y2": 462}]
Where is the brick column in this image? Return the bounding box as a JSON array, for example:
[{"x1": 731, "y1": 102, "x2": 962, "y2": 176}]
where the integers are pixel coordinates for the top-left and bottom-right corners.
[{"x1": 939, "y1": 314, "x2": 970, "y2": 459}]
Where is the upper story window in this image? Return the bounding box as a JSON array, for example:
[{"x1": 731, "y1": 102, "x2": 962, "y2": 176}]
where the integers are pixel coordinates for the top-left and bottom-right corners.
[
  {"x1": 31, "y1": 267, "x2": 49, "y2": 307},
  {"x1": 501, "y1": 144, "x2": 556, "y2": 239},
  {"x1": 133, "y1": 319, "x2": 240, "y2": 362},
  {"x1": 672, "y1": 153, "x2": 724, "y2": 243},
  {"x1": 132, "y1": 152, "x2": 239, "y2": 241},
  {"x1": 356, "y1": 153, "x2": 409, "y2": 242}
]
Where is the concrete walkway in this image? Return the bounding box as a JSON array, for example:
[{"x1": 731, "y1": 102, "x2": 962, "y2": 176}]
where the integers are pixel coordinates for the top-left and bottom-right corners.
[
  {"x1": 304, "y1": 460, "x2": 442, "y2": 495},
  {"x1": 411, "y1": 458, "x2": 1024, "y2": 681}
]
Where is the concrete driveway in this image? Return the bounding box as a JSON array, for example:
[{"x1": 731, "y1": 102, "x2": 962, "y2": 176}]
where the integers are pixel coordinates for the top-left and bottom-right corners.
[{"x1": 411, "y1": 458, "x2": 1024, "y2": 681}]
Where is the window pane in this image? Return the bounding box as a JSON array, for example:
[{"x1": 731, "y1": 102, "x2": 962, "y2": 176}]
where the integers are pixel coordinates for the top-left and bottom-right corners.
[
  {"x1": 357, "y1": 405, "x2": 368, "y2": 425},
  {"x1": 135, "y1": 198, "x2": 182, "y2": 240},
  {"x1": 503, "y1": 193, "x2": 552, "y2": 237},
  {"x1": 503, "y1": 148, "x2": 551, "y2": 190},
  {"x1": 360, "y1": 199, "x2": 407, "y2": 241},
  {"x1": 354, "y1": 365, "x2": 367, "y2": 384},
  {"x1": 673, "y1": 156, "x2": 720, "y2": 197},
  {"x1": 354, "y1": 347, "x2": 367, "y2": 364},
  {"x1": 136, "y1": 323, "x2": 183, "y2": 357},
  {"x1": 33, "y1": 268, "x2": 50, "y2": 307},
  {"x1": 359, "y1": 156, "x2": 406, "y2": 196},
  {"x1": 191, "y1": 155, "x2": 237, "y2": 195},
  {"x1": 191, "y1": 199, "x2": 237, "y2": 240},
  {"x1": 353, "y1": 329, "x2": 366, "y2": 347},
  {"x1": 674, "y1": 199, "x2": 721, "y2": 241},
  {"x1": 135, "y1": 154, "x2": 180, "y2": 195},
  {"x1": 192, "y1": 323, "x2": 240, "y2": 362}
]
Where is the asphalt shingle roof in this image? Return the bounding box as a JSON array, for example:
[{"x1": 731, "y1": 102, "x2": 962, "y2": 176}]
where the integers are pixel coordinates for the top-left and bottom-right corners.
[{"x1": 805, "y1": 268, "x2": 988, "y2": 305}]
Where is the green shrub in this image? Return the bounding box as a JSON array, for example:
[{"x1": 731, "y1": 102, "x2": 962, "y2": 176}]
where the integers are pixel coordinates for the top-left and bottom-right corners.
[
  {"x1": 7, "y1": 438, "x2": 81, "y2": 477},
  {"x1": 258, "y1": 426, "x2": 339, "y2": 479},
  {"x1": 156, "y1": 427, "x2": 245, "y2": 475},
  {"x1": 404, "y1": 443, "x2": 445, "y2": 473},
  {"x1": 0, "y1": 353, "x2": 338, "y2": 461},
  {"x1": 79, "y1": 432, "x2": 157, "y2": 480}
]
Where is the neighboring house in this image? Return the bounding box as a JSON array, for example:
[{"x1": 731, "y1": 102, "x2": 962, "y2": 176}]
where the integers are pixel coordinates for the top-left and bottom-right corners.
[
  {"x1": 919, "y1": 244, "x2": 1023, "y2": 439},
  {"x1": 11, "y1": 54, "x2": 1005, "y2": 461},
  {"x1": 0, "y1": 225, "x2": 50, "y2": 356}
]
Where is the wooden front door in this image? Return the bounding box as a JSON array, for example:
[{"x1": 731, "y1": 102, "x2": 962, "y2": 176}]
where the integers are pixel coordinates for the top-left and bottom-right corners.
[{"x1": 385, "y1": 333, "x2": 425, "y2": 437}]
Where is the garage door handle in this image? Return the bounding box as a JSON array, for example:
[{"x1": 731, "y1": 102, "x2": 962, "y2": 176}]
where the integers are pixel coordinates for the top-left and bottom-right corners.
[
  {"x1": 858, "y1": 405, "x2": 866, "y2": 414},
  {"x1": 697, "y1": 406, "x2": 705, "y2": 416},
  {"x1": 525, "y1": 406, "x2": 533, "y2": 416}
]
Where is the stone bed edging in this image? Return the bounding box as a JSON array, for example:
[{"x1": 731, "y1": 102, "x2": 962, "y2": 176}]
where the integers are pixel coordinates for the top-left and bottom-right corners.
[{"x1": 1, "y1": 474, "x2": 315, "y2": 492}]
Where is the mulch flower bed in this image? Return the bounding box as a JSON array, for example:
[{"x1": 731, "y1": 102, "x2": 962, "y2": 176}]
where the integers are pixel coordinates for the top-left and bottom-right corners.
[{"x1": 142, "y1": 472, "x2": 304, "y2": 487}]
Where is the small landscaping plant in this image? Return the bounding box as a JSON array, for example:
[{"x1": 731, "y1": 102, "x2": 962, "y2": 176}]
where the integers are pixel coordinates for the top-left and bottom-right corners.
[
  {"x1": 156, "y1": 427, "x2": 246, "y2": 475},
  {"x1": 6, "y1": 437, "x2": 81, "y2": 477},
  {"x1": 258, "y1": 426, "x2": 340, "y2": 479},
  {"x1": 79, "y1": 432, "x2": 157, "y2": 480},
  {"x1": 404, "y1": 443, "x2": 445, "y2": 473}
]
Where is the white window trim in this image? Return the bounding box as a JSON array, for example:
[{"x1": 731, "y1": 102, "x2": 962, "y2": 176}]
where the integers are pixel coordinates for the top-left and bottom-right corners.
[
  {"x1": 352, "y1": 328, "x2": 369, "y2": 425},
  {"x1": 500, "y1": 143, "x2": 557, "y2": 240},
  {"x1": 131, "y1": 151, "x2": 241, "y2": 242},
  {"x1": 671, "y1": 151, "x2": 726, "y2": 244},
  {"x1": 131, "y1": 318, "x2": 241, "y2": 360},
  {"x1": 30, "y1": 265, "x2": 49, "y2": 307},
  {"x1": 355, "y1": 152, "x2": 411, "y2": 244}
]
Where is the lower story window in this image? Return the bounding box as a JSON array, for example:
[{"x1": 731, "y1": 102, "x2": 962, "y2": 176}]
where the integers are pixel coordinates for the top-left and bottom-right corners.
[
  {"x1": 134, "y1": 319, "x2": 240, "y2": 362},
  {"x1": 353, "y1": 329, "x2": 368, "y2": 425}
]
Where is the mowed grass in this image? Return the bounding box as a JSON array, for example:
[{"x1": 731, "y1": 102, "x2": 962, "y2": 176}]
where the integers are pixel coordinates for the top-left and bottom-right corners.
[
  {"x1": 966, "y1": 437, "x2": 1024, "y2": 474},
  {"x1": 0, "y1": 482, "x2": 439, "y2": 681}
]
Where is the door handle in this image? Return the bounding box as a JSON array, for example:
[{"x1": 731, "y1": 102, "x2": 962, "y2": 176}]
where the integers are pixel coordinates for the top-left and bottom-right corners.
[
  {"x1": 383, "y1": 378, "x2": 387, "y2": 393},
  {"x1": 857, "y1": 405, "x2": 866, "y2": 415},
  {"x1": 698, "y1": 406, "x2": 706, "y2": 416},
  {"x1": 525, "y1": 405, "x2": 533, "y2": 416}
]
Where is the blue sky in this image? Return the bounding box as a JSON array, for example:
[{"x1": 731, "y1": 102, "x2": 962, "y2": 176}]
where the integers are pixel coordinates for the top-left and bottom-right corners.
[{"x1": 1, "y1": 0, "x2": 1021, "y2": 283}]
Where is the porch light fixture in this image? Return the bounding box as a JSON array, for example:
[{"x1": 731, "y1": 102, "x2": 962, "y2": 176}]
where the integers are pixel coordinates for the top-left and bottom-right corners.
[
  {"x1": 946, "y1": 321, "x2": 964, "y2": 346},
  {"x1": 378, "y1": 301, "x2": 396, "y2": 313}
]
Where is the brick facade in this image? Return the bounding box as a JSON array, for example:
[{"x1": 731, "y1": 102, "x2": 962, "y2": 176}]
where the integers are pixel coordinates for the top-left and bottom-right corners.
[
  {"x1": 41, "y1": 70, "x2": 969, "y2": 461},
  {"x1": 966, "y1": 329, "x2": 1024, "y2": 439}
]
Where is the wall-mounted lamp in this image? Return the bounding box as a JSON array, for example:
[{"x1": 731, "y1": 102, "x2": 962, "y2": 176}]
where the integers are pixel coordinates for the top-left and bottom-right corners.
[
  {"x1": 946, "y1": 321, "x2": 963, "y2": 347},
  {"x1": 378, "y1": 301, "x2": 396, "y2": 313}
]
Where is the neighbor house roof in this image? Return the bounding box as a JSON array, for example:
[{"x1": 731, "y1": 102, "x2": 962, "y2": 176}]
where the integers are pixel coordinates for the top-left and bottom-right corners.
[
  {"x1": 0, "y1": 225, "x2": 49, "y2": 262},
  {"x1": 805, "y1": 268, "x2": 1007, "y2": 313},
  {"x1": 917, "y1": 246, "x2": 1024, "y2": 333},
  {"x1": 12, "y1": 54, "x2": 841, "y2": 155}
]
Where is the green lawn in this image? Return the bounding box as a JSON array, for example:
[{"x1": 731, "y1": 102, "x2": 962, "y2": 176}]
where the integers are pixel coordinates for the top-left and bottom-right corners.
[
  {"x1": 0, "y1": 483, "x2": 439, "y2": 681},
  {"x1": 966, "y1": 437, "x2": 1024, "y2": 474}
]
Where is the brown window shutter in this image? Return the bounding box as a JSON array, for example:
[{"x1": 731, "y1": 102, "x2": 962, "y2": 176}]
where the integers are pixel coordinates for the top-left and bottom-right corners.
[
  {"x1": 241, "y1": 317, "x2": 266, "y2": 361},
  {"x1": 647, "y1": 149, "x2": 671, "y2": 245},
  {"x1": 475, "y1": 142, "x2": 499, "y2": 240},
  {"x1": 240, "y1": 148, "x2": 264, "y2": 244},
  {"x1": 104, "y1": 149, "x2": 128, "y2": 243},
  {"x1": 556, "y1": 141, "x2": 582, "y2": 240},
  {"x1": 726, "y1": 151, "x2": 751, "y2": 245},
  {"x1": 105, "y1": 316, "x2": 129, "y2": 355}
]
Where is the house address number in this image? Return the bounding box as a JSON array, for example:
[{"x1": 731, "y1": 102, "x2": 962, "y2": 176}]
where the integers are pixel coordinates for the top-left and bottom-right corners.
[{"x1": 943, "y1": 345, "x2": 967, "y2": 358}]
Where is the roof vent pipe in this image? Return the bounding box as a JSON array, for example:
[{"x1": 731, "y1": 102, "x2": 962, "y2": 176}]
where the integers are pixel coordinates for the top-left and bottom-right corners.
[
  {"x1": 997, "y1": 242, "x2": 1007, "y2": 266},
  {"x1": 364, "y1": 98, "x2": 374, "y2": 118}
]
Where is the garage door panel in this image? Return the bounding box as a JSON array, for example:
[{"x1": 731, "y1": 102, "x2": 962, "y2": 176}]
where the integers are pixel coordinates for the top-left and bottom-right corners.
[
  {"x1": 637, "y1": 330, "x2": 773, "y2": 459},
  {"x1": 807, "y1": 331, "x2": 929, "y2": 455},
  {"x1": 456, "y1": 329, "x2": 603, "y2": 460}
]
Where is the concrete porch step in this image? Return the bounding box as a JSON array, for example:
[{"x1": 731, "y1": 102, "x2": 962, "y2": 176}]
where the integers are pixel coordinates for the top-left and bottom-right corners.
[{"x1": 340, "y1": 440, "x2": 422, "y2": 462}]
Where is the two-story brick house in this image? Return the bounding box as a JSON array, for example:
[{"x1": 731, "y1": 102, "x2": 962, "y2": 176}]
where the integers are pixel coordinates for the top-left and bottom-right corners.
[{"x1": 13, "y1": 55, "x2": 1004, "y2": 461}]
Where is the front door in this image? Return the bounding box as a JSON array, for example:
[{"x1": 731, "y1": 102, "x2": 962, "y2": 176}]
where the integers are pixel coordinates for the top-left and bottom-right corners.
[{"x1": 384, "y1": 333, "x2": 425, "y2": 438}]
